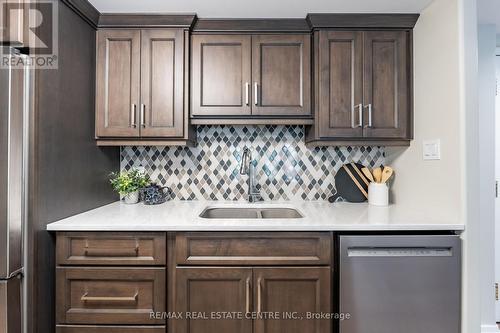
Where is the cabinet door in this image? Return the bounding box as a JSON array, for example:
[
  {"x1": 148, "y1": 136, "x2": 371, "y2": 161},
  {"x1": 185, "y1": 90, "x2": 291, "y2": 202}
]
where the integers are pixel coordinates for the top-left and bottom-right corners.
[
  {"x1": 363, "y1": 31, "x2": 410, "y2": 138},
  {"x1": 175, "y1": 267, "x2": 253, "y2": 333},
  {"x1": 252, "y1": 34, "x2": 311, "y2": 117},
  {"x1": 254, "y1": 267, "x2": 331, "y2": 333},
  {"x1": 317, "y1": 31, "x2": 363, "y2": 138},
  {"x1": 140, "y1": 29, "x2": 184, "y2": 137},
  {"x1": 0, "y1": 0, "x2": 26, "y2": 45},
  {"x1": 96, "y1": 30, "x2": 141, "y2": 137},
  {"x1": 191, "y1": 35, "x2": 251, "y2": 116}
]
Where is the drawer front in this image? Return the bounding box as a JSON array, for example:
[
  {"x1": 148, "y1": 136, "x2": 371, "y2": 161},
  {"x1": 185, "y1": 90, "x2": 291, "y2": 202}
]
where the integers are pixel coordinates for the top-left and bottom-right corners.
[
  {"x1": 175, "y1": 232, "x2": 332, "y2": 265},
  {"x1": 56, "y1": 267, "x2": 165, "y2": 325},
  {"x1": 56, "y1": 326, "x2": 166, "y2": 333},
  {"x1": 56, "y1": 232, "x2": 166, "y2": 266}
]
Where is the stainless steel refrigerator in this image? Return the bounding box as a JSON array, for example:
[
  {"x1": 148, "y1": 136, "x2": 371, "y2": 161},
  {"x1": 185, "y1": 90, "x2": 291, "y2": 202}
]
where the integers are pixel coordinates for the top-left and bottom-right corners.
[{"x1": 0, "y1": 47, "x2": 29, "y2": 333}]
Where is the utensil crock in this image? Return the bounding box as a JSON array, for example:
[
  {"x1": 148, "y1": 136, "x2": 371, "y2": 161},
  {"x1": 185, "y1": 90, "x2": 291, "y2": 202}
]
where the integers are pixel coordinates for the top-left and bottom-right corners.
[{"x1": 368, "y1": 183, "x2": 389, "y2": 206}]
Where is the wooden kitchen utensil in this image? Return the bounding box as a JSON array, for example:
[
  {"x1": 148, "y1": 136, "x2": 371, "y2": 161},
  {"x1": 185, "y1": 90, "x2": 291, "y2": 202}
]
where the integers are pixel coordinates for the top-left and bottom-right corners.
[
  {"x1": 381, "y1": 166, "x2": 394, "y2": 184},
  {"x1": 361, "y1": 167, "x2": 375, "y2": 183},
  {"x1": 372, "y1": 167, "x2": 382, "y2": 183}
]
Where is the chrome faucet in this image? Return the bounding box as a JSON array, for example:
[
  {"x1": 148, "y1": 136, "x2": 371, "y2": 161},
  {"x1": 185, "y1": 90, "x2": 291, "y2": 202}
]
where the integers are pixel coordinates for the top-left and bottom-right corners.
[{"x1": 239, "y1": 147, "x2": 262, "y2": 203}]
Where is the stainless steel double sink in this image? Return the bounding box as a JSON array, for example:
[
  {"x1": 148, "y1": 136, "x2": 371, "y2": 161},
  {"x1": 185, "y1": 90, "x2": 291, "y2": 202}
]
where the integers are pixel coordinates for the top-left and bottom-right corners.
[{"x1": 199, "y1": 207, "x2": 303, "y2": 219}]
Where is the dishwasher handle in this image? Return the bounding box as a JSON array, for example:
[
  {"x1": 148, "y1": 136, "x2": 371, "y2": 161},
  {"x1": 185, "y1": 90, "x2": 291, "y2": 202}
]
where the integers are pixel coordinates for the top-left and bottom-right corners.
[{"x1": 347, "y1": 247, "x2": 453, "y2": 257}]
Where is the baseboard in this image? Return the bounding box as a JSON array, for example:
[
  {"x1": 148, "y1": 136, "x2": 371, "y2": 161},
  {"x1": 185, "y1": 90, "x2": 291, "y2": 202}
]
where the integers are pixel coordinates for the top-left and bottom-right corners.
[{"x1": 481, "y1": 324, "x2": 499, "y2": 332}]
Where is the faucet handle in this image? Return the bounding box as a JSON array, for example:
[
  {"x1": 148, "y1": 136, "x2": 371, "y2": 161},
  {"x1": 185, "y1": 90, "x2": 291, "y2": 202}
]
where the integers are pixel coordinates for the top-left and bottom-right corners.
[{"x1": 240, "y1": 147, "x2": 251, "y2": 175}]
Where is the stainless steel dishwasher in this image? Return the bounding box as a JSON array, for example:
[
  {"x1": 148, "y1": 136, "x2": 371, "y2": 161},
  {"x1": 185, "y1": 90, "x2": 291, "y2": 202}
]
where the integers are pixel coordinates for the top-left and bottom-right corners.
[{"x1": 339, "y1": 235, "x2": 461, "y2": 333}]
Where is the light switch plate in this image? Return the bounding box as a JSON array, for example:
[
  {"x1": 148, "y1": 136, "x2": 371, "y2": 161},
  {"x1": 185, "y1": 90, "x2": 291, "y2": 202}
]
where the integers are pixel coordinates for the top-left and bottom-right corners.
[{"x1": 423, "y1": 139, "x2": 441, "y2": 160}]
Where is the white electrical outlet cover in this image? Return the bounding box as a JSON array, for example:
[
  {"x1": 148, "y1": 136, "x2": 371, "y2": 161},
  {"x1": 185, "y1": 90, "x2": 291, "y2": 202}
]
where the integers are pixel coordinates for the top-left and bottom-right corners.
[{"x1": 423, "y1": 140, "x2": 441, "y2": 160}]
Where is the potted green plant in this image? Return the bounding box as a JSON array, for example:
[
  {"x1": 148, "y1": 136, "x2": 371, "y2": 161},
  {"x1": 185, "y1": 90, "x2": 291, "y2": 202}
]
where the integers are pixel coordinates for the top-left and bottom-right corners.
[{"x1": 109, "y1": 169, "x2": 150, "y2": 204}]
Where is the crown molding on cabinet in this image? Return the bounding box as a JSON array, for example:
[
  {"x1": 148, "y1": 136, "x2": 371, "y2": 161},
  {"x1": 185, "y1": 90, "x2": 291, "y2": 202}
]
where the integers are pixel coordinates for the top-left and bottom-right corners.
[
  {"x1": 61, "y1": 0, "x2": 100, "y2": 28},
  {"x1": 192, "y1": 18, "x2": 311, "y2": 32},
  {"x1": 62, "y1": 0, "x2": 420, "y2": 32},
  {"x1": 306, "y1": 13, "x2": 420, "y2": 29},
  {"x1": 98, "y1": 14, "x2": 198, "y2": 29}
]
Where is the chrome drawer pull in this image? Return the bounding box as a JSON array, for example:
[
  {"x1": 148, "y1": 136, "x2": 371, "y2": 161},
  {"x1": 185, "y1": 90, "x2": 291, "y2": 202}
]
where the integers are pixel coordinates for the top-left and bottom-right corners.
[
  {"x1": 81, "y1": 292, "x2": 138, "y2": 303},
  {"x1": 84, "y1": 239, "x2": 140, "y2": 257}
]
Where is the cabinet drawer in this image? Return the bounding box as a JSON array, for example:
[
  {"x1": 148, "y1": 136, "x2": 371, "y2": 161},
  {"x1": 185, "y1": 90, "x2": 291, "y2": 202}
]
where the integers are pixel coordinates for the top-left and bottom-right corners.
[
  {"x1": 56, "y1": 232, "x2": 166, "y2": 266},
  {"x1": 56, "y1": 267, "x2": 165, "y2": 325},
  {"x1": 56, "y1": 326, "x2": 166, "y2": 333},
  {"x1": 175, "y1": 232, "x2": 332, "y2": 265}
]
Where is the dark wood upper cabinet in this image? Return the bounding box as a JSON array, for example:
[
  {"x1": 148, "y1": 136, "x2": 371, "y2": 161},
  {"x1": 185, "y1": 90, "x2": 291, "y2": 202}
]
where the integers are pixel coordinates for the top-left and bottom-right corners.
[
  {"x1": 191, "y1": 34, "x2": 312, "y2": 123},
  {"x1": 191, "y1": 35, "x2": 252, "y2": 117},
  {"x1": 95, "y1": 30, "x2": 141, "y2": 138},
  {"x1": 317, "y1": 31, "x2": 363, "y2": 138},
  {"x1": 140, "y1": 29, "x2": 184, "y2": 137},
  {"x1": 363, "y1": 31, "x2": 409, "y2": 138},
  {"x1": 252, "y1": 34, "x2": 311, "y2": 116},
  {"x1": 96, "y1": 28, "x2": 192, "y2": 145},
  {"x1": 91, "y1": 16, "x2": 415, "y2": 144},
  {"x1": 253, "y1": 267, "x2": 331, "y2": 333},
  {"x1": 306, "y1": 29, "x2": 412, "y2": 146},
  {"x1": 174, "y1": 267, "x2": 253, "y2": 333}
]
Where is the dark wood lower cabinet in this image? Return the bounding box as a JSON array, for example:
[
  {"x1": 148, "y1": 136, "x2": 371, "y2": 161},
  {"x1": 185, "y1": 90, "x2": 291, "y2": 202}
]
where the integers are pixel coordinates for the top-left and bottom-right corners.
[
  {"x1": 254, "y1": 268, "x2": 331, "y2": 333},
  {"x1": 55, "y1": 232, "x2": 333, "y2": 333},
  {"x1": 56, "y1": 267, "x2": 166, "y2": 325},
  {"x1": 174, "y1": 267, "x2": 253, "y2": 333},
  {"x1": 173, "y1": 267, "x2": 331, "y2": 333}
]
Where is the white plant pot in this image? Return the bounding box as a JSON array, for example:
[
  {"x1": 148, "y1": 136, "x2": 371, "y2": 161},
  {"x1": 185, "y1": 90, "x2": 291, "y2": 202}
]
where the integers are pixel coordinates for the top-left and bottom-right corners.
[{"x1": 123, "y1": 191, "x2": 140, "y2": 204}]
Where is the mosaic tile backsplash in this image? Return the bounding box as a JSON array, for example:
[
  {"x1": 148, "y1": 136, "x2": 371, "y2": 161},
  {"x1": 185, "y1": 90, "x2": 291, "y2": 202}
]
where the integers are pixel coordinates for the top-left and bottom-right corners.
[{"x1": 121, "y1": 126, "x2": 385, "y2": 201}]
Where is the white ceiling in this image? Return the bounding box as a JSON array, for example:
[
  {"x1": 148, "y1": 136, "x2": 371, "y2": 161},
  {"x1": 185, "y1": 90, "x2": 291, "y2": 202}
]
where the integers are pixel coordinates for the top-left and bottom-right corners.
[
  {"x1": 477, "y1": 0, "x2": 500, "y2": 33},
  {"x1": 87, "y1": 0, "x2": 433, "y2": 17}
]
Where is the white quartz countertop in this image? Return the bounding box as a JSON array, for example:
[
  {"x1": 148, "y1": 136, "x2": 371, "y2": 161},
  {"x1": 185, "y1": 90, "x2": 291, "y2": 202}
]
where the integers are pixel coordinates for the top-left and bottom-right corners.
[{"x1": 46, "y1": 201, "x2": 465, "y2": 232}]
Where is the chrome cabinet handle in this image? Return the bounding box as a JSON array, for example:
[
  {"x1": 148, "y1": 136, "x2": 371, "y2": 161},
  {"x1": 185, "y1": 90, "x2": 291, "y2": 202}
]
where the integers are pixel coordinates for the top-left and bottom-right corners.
[
  {"x1": 351, "y1": 104, "x2": 363, "y2": 128},
  {"x1": 130, "y1": 104, "x2": 137, "y2": 128},
  {"x1": 84, "y1": 239, "x2": 139, "y2": 257},
  {"x1": 84, "y1": 246, "x2": 139, "y2": 257},
  {"x1": 364, "y1": 104, "x2": 373, "y2": 128},
  {"x1": 245, "y1": 82, "x2": 250, "y2": 106},
  {"x1": 245, "y1": 277, "x2": 251, "y2": 315},
  {"x1": 257, "y1": 277, "x2": 262, "y2": 313},
  {"x1": 81, "y1": 292, "x2": 138, "y2": 304},
  {"x1": 140, "y1": 104, "x2": 146, "y2": 128},
  {"x1": 254, "y1": 82, "x2": 258, "y2": 106}
]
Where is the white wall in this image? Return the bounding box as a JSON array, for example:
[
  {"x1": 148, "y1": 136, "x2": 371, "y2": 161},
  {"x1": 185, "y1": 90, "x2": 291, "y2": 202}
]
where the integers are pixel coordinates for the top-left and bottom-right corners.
[
  {"x1": 385, "y1": 0, "x2": 462, "y2": 221},
  {"x1": 478, "y1": 24, "x2": 497, "y2": 332},
  {"x1": 386, "y1": 0, "x2": 482, "y2": 331}
]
